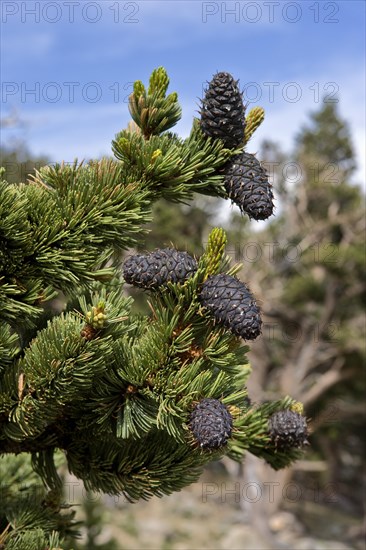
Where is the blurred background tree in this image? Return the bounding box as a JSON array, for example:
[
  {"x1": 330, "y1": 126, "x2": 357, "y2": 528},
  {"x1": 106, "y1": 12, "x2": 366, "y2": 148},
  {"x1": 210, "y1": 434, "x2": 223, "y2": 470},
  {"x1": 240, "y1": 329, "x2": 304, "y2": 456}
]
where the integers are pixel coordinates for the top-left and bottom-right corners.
[{"x1": 0, "y1": 111, "x2": 49, "y2": 184}]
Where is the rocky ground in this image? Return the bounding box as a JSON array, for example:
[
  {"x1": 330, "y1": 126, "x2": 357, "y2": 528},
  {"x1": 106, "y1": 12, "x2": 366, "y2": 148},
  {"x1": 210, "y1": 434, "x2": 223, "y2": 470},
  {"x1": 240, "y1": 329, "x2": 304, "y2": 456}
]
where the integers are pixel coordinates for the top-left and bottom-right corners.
[{"x1": 69, "y1": 468, "x2": 364, "y2": 550}]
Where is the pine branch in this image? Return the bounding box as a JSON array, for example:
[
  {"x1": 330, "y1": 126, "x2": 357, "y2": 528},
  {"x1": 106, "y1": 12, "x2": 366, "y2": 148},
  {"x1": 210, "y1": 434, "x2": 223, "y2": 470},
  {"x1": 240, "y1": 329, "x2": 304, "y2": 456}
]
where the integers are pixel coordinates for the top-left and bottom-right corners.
[{"x1": 0, "y1": 68, "x2": 310, "y2": 543}]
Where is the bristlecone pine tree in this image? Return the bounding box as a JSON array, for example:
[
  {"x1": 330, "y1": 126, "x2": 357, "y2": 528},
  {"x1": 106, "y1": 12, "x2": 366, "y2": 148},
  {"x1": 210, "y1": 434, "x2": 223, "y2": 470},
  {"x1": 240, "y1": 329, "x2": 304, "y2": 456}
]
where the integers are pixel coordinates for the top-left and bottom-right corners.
[{"x1": 0, "y1": 68, "x2": 306, "y2": 549}]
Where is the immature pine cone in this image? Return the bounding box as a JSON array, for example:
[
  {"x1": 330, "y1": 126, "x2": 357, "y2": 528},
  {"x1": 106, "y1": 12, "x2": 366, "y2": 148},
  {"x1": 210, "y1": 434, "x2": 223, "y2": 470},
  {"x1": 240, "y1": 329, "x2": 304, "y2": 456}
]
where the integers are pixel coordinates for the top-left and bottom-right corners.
[
  {"x1": 199, "y1": 274, "x2": 262, "y2": 340},
  {"x1": 268, "y1": 410, "x2": 308, "y2": 450},
  {"x1": 200, "y1": 71, "x2": 246, "y2": 148},
  {"x1": 189, "y1": 398, "x2": 233, "y2": 449},
  {"x1": 123, "y1": 248, "x2": 197, "y2": 289},
  {"x1": 224, "y1": 151, "x2": 274, "y2": 221}
]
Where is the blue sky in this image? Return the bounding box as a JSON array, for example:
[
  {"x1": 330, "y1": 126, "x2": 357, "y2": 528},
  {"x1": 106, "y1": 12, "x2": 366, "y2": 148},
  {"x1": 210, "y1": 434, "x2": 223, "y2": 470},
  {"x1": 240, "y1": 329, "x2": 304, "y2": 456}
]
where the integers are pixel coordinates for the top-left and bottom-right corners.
[{"x1": 1, "y1": 0, "x2": 365, "y2": 186}]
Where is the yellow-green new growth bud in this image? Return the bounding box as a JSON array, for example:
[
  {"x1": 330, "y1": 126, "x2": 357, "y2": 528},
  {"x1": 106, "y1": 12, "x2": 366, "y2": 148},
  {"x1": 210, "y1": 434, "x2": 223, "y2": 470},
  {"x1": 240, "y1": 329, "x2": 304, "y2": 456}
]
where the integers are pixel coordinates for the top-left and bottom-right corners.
[
  {"x1": 148, "y1": 66, "x2": 170, "y2": 97},
  {"x1": 85, "y1": 310, "x2": 94, "y2": 324},
  {"x1": 133, "y1": 80, "x2": 146, "y2": 101},
  {"x1": 290, "y1": 401, "x2": 304, "y2": 415},
  {"x1": 205, "y1": 227, "x2": 227, "y2": 277},
  {"x1": 150, "y1": 149, "x2": 162, "y2": 164},
  {"x1": 85, "y1": 303, "x2": 107, "y2": 328},
  {"x1": 117, "y1": 138, "x2": 130, "y2": 156},
  {"x1": 244, "y1": 106, "x2": 265, "y2": 144},
  {"x1": 166, "y1": 92, "x2": 178, "y2": 104}
]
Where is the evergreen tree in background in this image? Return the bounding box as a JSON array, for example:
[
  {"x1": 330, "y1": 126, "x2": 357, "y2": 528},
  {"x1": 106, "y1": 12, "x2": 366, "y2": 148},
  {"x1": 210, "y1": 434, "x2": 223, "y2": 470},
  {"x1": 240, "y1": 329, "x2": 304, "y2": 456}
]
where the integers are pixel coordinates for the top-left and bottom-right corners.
[
  {"x1": 0, "y1": 68, "x2": 307, "y2": 549},
  {"x1": 0, "y1": 145, "x2": 49, "y2": 188}
]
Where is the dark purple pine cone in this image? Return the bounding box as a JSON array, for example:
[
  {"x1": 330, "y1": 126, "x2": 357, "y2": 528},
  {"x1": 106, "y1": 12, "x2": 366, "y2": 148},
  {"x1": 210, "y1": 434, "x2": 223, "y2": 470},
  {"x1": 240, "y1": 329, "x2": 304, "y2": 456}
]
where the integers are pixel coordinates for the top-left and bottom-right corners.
[
  {"x1": 199, "y1": 274, "x2": 262, "y2": 340},
  {"x1": 200, "y1": 71, "x2": 246, "y2": 148},
  {"x1": 123, "y1": 248, "x2": 197, "y2": 289},
  {"x1": 268, "y1": 410, "x2": 309, "y2": 450},
  {"x1": 189, "y1": 398, "x2": 233, "y2": 449},
  {"x1": 224, "y1": 152, "x2": 274, "y2": 221}
]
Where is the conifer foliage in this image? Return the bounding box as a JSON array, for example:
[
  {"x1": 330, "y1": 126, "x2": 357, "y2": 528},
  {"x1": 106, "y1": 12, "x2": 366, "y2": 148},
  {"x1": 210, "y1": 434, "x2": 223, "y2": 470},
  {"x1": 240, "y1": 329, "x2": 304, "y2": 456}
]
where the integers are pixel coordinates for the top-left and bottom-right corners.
[{"x1": 0, "y1": 67, "x2": 306, "y2": 548}]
